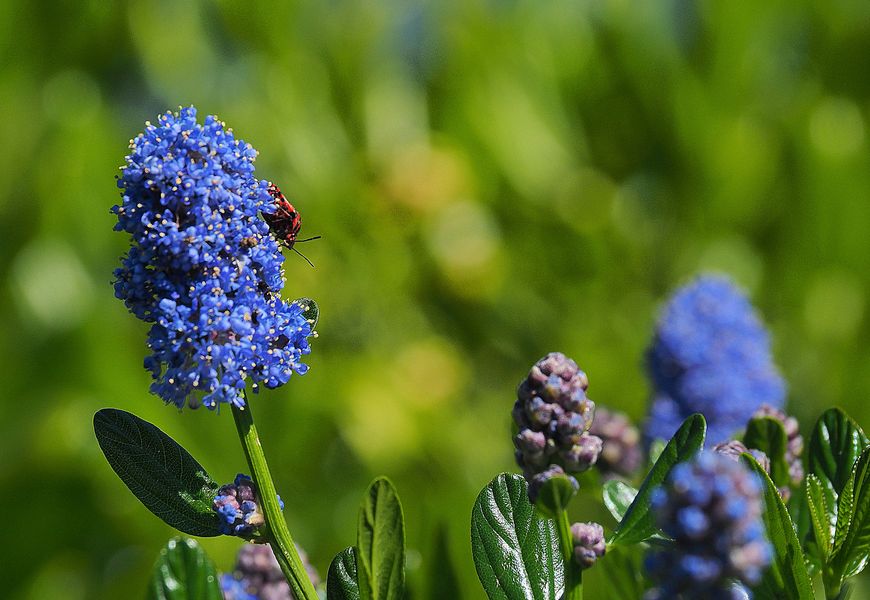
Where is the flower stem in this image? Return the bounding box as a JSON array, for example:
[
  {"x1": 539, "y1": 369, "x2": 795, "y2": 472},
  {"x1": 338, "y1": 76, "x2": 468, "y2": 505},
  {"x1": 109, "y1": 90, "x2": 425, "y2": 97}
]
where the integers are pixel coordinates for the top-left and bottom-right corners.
[
  {"x1": 557, "y1": 508, "x2": 583, "y2": 600},
  {"x1": 232, "y1": 400, "x2": 317, "y2": 600}
]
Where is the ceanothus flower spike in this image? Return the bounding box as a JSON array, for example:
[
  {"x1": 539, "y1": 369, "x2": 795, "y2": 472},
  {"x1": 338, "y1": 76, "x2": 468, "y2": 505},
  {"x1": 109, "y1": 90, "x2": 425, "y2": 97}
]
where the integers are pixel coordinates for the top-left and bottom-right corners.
[
  {"x1": 644, "y1": 275, "x2": 786, "y2": 445},
  {"x1": 644, "y1": 452, "x2": 771, "y2": 599},
  {"x1": 113, "y1": 107, "x2": 312, "y2": 409}
]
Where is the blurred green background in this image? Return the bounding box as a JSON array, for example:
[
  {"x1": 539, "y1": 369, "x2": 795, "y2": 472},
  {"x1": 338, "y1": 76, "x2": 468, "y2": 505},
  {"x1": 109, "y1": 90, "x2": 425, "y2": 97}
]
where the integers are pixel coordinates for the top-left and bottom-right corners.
[{"x1": 3, "y1": 0, "x2": 870, "y2": 597}]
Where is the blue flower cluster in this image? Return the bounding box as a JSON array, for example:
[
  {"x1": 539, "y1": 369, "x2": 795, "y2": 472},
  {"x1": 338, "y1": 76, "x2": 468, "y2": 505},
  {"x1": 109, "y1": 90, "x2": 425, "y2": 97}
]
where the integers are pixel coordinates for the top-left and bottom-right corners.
[
  {"x1": 645, "y1": 452, "x2": 771, "y2": 599},
  {"x1": 513, "y1": 353, "x2": 603, "y2": 500},
  {"x1": 220, "y1": 543, "x2": 320, "y2": 600},
  {"x1": 112, "y1": 107, "x2": 312, "y2": 409},
  {"x1": 644, "y1": 275, "x2": 785, "y2": 445},
  {"x1": 213, "y1": 473, "x2": 283, "y2": 538}
]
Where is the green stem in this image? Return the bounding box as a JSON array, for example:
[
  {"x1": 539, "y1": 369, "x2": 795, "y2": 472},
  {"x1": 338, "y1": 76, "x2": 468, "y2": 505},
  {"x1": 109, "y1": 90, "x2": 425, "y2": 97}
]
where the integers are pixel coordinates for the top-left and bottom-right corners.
[
  {"x1": 232, "y1": 400, "x2": 317, "y2": 600},
  {"x1": 557, "y1": 508, "x2": 583, "y2": 600}
]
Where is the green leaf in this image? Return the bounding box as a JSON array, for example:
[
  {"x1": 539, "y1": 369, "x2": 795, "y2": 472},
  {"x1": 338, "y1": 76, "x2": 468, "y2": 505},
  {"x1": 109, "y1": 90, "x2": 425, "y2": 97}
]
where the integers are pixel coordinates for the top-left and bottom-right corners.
[
  {"x1": 831, "y1": 448, "x2": 870, "y2": 579},
  {"x1": 609, "y1": 414, "x2": 706, "y2": 545},
  {"x1": 597, "y1": 544, "x2": 647, "y2": 600},
  {"x1": 602, "y1": 480, "x2": 638, "y2": 524},
  {"x1": 809, "y1": 408, "x2": 869, "y2": 510},
  {"x1": 833, "y1": 462, "x2": 857, "y2": 558},
  {"x1": 327, "y1": 547, "x2": 361, "y2": 600},
  {"x1": 357, "y1": 477, "x2": 405, "y2": 600},
  {"x1": 742, "y1": 455, "x2": 814, "y2": 600},
  {"x1": 744, "y1": 416, "x2": 791, "y2": 488},
  {"x1": 293, "y1": 297, "x2": 320, "y2": 328},
  {"x1": 648, "y1": 439, "x2": 666, "y2": 466},
  {"x1": 471, "y1": 473, "x2": 563, "y2": 600},
  {"x1": 94, "y1": 408, "x2": 221, "y2": 536},
  {"x1": 147, "y1": 537, "x2": 222, "y2": 600},
  {"x1": 533, "y1": 473, "x2": 577, "y2": 519},
  {"x1": 806, "y1": 474, "x2": 833, "y2": 564}
]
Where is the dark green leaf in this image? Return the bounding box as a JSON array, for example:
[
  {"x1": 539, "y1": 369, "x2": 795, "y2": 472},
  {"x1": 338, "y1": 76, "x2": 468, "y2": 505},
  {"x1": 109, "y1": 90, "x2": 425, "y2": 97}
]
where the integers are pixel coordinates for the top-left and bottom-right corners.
[
  {"x1": 744, "y1": 416, "x2": 790, "y2": 489},
  {"x1": 94, "y1": 408, "x2": 221, "y2": 536},
  {"x1": 742, "y1": 455, "x2": 814, "y2": 600},
  {"x1": 809, "y1": 408, "x2": 869, "y2": 513},
  {"x1": 293, "y1": 297, "x2": 320, "y2": 328},
  {"x1": 471, "y1": 473, "x2": 563, "y2": 600},
  {"x1": 832, "y1": 448, "x2": 870, "y2": 579},
  {"x1": 327, "y1": 547, "x2": 361, "y2": 600},
  {"x1": 609, "y1": 414, "x2": 706, "y2": 545},
  {"x1": 603, "y1": 480, "x2": 638, "y2": 524},
  {"x1": 806, "y1": 474, "x2": 833, "y2": 564},
  {"x1": 357, "y1": 477, "x2": 405, "y2": 600},
  {"x1": 533, "y1": 473, "x2": 577, "y2": 519},
  {"x1": 147, "y1": 537, "x2": 222, "y2": 600}
]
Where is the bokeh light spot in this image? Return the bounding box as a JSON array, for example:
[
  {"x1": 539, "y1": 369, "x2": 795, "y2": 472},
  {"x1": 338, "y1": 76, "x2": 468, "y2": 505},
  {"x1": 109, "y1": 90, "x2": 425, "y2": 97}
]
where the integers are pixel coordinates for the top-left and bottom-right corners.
[{"x1": 12, "y1": 238, "x2": 94, "y2": 331}]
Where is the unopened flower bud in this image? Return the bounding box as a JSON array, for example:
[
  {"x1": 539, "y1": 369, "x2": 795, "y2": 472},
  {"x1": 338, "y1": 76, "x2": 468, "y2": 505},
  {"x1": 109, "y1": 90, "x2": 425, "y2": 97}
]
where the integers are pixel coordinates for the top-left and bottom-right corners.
[
  {"x1": 561, "y1": 434, "x2": 603, "y2": 472},
  {"x1": 571, "y1": 522, "x2": 606, "y2": 569},
  {"x1": 527, "y1": 464, "x2": 579, "y2": 504},
  {"x1": 712, "y1": 440, "x2": 771, "y2": 474}
]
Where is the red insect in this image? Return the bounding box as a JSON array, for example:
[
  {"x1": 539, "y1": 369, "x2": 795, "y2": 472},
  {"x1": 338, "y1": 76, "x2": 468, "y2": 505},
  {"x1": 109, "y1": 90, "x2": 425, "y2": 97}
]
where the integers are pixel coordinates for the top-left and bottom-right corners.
[{"x1": 263, "y1": 183, "x2": 320, "y2": 266}]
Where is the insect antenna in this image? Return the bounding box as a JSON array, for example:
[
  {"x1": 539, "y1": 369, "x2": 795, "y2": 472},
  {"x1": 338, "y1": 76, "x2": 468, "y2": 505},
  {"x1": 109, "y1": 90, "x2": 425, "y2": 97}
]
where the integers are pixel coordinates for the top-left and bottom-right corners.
[
  {"x1": 293, "y1": 247, "x2": 316, "y2": 268},
  {"x1": 294, "y1": 235, "x2": 322, "y2": 243}
]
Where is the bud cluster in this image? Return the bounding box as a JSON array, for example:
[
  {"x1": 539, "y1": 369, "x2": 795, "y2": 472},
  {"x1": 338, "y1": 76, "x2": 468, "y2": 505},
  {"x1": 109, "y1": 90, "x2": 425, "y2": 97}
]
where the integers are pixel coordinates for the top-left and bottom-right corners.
[
  {"x1": 589, "y1": 407, "x2": 643, "y2": 479},
  {"x1": 571, "y1": 522, "x2": 606, "y2": 569},
  {"x1": 512, "y1": 353, "x2": 603, "y2": 496},
  {"x1": 213, "y1": 474, "x2": 284, "y2": 538}
]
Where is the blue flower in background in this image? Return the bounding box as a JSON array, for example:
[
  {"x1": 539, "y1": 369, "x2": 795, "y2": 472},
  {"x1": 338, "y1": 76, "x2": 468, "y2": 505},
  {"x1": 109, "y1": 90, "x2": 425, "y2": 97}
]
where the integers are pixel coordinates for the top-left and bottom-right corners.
[
  {"x1": 219, "y1": 574, "x2": 257, "y2": 600},
  {"x1": 221, "y1": 543, "x2": 320, "y2": 599},
  {"x1": 644, "y1": 275, "x2": 785, "y2": 445},
  {"x1": 113, "y1": 107, "x2": 312, "y2": 409},
  {"x1": 644, "y1": 452, "x2": 771, "y2": 599}
]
